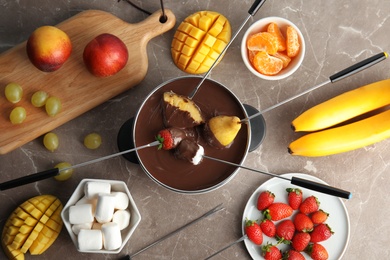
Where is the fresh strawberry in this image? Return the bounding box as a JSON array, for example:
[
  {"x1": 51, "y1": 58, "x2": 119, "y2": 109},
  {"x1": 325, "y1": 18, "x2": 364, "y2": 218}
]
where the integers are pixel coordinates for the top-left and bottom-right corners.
[
  {"x1": 257, "y1": 190, "x2": 275, "y2": 210},
  {"x1": 291, "y1": 232, "x2": 310, "y2": 252},
  {"x1": 262, "y1": 243, "x2": 282, "y2": 260},
  {"x1": 293, "y1": 212, "x2": 314, "y2": 232},
  {"x1": 245, "y1": 219, "x2": 263, "y2": 245},
  {"x1": 156, "y1": 128, "x2": 184, "y2": 150},
  {"x1": 276, "y1": 219, "x2": 295, "y2": 243},
  {"x1": 260, "y1": 218, "x2": 276, "y2": 237},
  {"x1": 310, "y1": 223, "x2": 333, "y2": 243},
  {"x1": 264, "y1": 203, "x2": 293, "y2": 221},
  {"x1": 286, "y1": 188, "x2": 303, "y2": 210},
  {"x1": 299, "y1": 195, "x2": 320, "y2": 214},
  {"x1": 311, "y1": 209, "x2": 329, "y2": 224},
  {"x1": 283, "y1": 249, "x2": 305, "y2": 260},
  {"x1": 306, "y1": 243, "x2": 329, "y2": 260}
]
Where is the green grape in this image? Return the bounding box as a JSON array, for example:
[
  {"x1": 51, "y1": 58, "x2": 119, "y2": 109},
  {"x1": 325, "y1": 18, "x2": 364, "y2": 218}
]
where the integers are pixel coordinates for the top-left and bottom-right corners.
[
  {"x1": 84, "y1": 133, "x2": 102, "y2": 149},
  {"x1": 43, "y1": 132, "x2": 59, "y2": 152},
  {"x1": 45, "y1": 96, "x2": 61, "y2": 116},
  {"x1": 31, "y1": 90, "x2": 48, "y2": 107},
  {"x1": 5, "y1": 82, "x2": 23, "y2": 103},
  {"x1": 54, "y1": 162, "x2": 73, "y2": 181},
  {"x1": 9, "y1": 107, "x2": 26, "y2": 124}
]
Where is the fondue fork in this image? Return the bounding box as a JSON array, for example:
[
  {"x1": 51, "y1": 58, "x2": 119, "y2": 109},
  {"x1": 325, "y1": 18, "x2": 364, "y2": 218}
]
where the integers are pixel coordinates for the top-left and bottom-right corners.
[
  {"x1": 123, "y1": 203, "x2": 224, "y2": 259},
  {"x1": 202, "y1": 155, "x2": 352, "y2": 199},
  {"x1": 188, "y1": 0, "x2": 267, "y2": 99},
  {"x1": 0, "y1": 141, "x2": 160, "y2": 191},
  {"x1": 241, "y1": 52, "x2": 388, "y2": 123}
]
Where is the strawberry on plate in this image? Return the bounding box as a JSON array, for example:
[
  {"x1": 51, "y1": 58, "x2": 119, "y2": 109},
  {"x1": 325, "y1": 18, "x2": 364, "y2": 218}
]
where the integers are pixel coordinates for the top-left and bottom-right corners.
[
  {"x1": 291, "y1": 232, "x2": 311, "y2": 252},
  {"x1": 286, "y1": 188, "x2": 303, "y2": 210},
  {"x1": 276, "y1": 219, "x2": 295, "y2": 243},
  {"x1": 260, "y1": 219, "x2": 276, "y2": 237},
  {"x1": 244, "y1": 219, "x2": 263, "y2": 245},
  {"x1": 310, "y1": 223, "x2": 333, "y2": 243},
  {"x1": 264, "y1": 203, "x2": 293, "y2": 221},
  {"x1": 306, "y1": 243, "x2": 329, "y2": 260},
  {"x1": 283, "y1": 249, "x2": 305, "y2": 260},
  {"x1": 294, "y1": 212, "x2": 314, "y2": 232},
  {"x1": 311, "y1": 209, "x2": 329, "y2": 224},
  {"x1": 299, "y1": 195, "x2": 320, "y2": 214},
  {"x1": 257, "y1": 190, "x2": 275, "y2": 211},
  {"x1": 262, "y1": 243, "x2": 282, "y2": 260}
]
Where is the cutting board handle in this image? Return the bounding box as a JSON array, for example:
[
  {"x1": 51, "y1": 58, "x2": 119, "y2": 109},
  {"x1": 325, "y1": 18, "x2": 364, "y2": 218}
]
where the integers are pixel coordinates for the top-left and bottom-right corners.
[{"x1": 135, "y1": 9, "x2": 176, "y2": 43}]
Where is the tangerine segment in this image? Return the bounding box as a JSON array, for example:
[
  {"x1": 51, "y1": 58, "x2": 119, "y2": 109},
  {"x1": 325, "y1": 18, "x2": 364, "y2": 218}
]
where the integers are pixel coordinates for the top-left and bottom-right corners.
[
  {"x1": 286, "y1": 26, "x2": 300, "y2": 57},
  {"x1": 252, "y1": 51, "x2": 283, "y2": 75},
  {"x1": 273, "y1": 52, "x2": 291, "y2": 68},
  {"x1": 267, "y1": 22, "x2": 286, "y2": 52},
  {"x1": 247, "y1": 32, "x2": 279, "y2": 55},
  {"x1": 248, "y1": 50, "x2": 258, "y2": 63}
]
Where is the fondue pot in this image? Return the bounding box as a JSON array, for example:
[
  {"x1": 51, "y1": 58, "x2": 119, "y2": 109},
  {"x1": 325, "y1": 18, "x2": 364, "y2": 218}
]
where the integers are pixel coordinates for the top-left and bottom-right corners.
[{"x1": 127, "y1": 76, "x2": 265, "y2": 194}]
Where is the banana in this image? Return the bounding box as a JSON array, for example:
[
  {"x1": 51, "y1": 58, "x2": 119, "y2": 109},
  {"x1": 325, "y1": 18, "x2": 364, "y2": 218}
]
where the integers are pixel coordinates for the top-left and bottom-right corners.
[
  {"x1": 288, "y1": 109, "x2": 390, "y2": 157},
  {"x1": 291, "y1": 79, "x2": 390, "y2": 132}
]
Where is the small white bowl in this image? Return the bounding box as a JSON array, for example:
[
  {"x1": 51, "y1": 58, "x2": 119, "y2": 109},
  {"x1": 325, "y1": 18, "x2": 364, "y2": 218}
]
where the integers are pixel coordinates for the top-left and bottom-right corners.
[
  {"x1": 61, "y1": 178, "x2": 141, "y2": 254},
  {"x1": 241, "y1": 16, "x2": 305, "y2": 80}
]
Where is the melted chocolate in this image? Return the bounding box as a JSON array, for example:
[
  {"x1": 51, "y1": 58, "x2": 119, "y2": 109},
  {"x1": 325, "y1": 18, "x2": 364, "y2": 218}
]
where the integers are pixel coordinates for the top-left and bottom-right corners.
[{"x1": 134, "y1": 77, "x2": 249, "y2": 192}]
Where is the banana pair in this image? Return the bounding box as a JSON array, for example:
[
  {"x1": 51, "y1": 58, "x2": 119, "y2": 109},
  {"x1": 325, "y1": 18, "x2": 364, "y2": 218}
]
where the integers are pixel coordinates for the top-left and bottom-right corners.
[{"x1": 289, "y1": 79, "x2": 390, "y2": 157}]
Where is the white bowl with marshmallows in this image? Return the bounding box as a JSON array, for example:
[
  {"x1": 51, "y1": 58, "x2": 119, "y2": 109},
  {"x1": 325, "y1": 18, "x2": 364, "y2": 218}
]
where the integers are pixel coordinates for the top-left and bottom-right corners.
[{"x1": 61, "y1": 179, "x2": 141, "y2": 254}]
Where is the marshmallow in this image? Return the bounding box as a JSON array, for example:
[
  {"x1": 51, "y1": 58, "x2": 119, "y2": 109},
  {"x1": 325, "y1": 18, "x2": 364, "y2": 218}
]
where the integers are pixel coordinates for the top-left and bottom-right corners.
[
  {"x1": 78, "y1": 229, "x2": 103, "y2": 251},
  {"x1": 69, "y1": 204, "x2": 94, "y2": 224},
  {"x1": 84, "y1": 181, "x2": 111, "y2": 199},
  {"x1": 111, "y1": 191, "x2": 129, "y2": 210},
  {"x1": 101, "y1": 222, "x2": 122, "y2": 250},
  {"x1": 112, "y1": 209, "x2": 131, "y2": 230},
  {"x1": 71, "y1": 222, "x2": 93, "y2": 235},
  {"x1": 76, "y1": 196, "x2": 97, "y2": 215},
  {"x1": 95, "y1": 194, "x2": 116, "y2": 223}
]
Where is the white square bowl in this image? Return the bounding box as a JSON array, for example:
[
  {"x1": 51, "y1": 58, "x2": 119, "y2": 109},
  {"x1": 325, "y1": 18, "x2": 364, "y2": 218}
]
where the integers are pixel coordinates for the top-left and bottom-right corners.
[{"x1": 61, "y1": 178, "x2": 141, "y2": 254}]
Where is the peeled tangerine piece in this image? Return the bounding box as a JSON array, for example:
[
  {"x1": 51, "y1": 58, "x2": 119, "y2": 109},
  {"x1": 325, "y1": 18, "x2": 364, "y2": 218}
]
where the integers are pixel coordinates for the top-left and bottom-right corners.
[
  {"x1": 1, "y1": 195, "x2": 63, "y2": 260},
  {"x1": 253, "y1": 51, "x2": 284, "y2": 76},
  {"x1": 206, "y1": 115, "x2": 242, "y2": 148},
  {"x1": 171, "y1": 11, "x2": 231, "y2": 74},
  {"x1": 163, "y1": 91, "x2": 205, "y2": 128}
]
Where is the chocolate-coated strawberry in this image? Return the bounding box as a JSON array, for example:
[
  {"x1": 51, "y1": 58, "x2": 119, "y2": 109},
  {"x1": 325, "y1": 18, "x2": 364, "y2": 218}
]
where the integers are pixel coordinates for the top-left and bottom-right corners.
[
  {"x1": 310, "y1": 223, "x2": 333, "y2": 243},
  {"x1": 291, "y1": 232, "x2": 310, "y2": 252},
  {"x1": 283, "y1": 249, "x2": 305, "y2": 260},
  {"x1": 156, "y1": 128, "x2": 185, "y2": 150},
  {"x1": 311, "y1": 209, "x2": 329, "y2": 224},
  {"x1": 286, "y1": 188, "x2": 302, "y2": 210},
  {"x1": 264, "y1": 203, "x2": 293, "y2": 221},
  {"x1": 257, "y1": 190, "x2": 275, "y2": 211},
  {"x1": 276, "y1": 219, "x2": 295, "y2": 243},
  {"x1": 306, "y1": 243, "x2": 329, "y2": 260},
  {"x1": 299, "y1": 195, "x2": 320, "y2": 214},
  {"x1": 245, "y1": 219, "x2": 263, "y2": 245},
  {"x1": 262, "y1": 243, "x2": 282, "y2": 260},
  {"x1": 293, "y1": 212, "x2": 314, "y2": 232},
  {"x1": 260, "y1": 219, "x2": 276, "y2": 237}
]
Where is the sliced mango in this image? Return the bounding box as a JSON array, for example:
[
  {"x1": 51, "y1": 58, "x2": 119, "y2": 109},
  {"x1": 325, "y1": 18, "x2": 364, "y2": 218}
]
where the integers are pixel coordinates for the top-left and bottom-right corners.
[
  {"x1": 171, "y1": 11, "x2": 231, "y2": 74},
  {"x1": 1, "y1": 195, "x2": 63, "y2": 259}
]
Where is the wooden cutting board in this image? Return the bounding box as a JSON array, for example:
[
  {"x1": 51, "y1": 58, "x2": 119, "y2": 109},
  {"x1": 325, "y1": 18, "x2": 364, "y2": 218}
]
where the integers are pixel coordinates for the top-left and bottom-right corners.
[{"x1": 0, "y1": 9, "x2": 176, "y2": 154}]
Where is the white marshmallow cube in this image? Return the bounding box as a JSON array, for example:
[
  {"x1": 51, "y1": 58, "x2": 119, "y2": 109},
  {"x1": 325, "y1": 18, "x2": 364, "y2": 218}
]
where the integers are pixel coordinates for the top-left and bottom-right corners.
[
  {"x1": 95, "y1": 194, "x2": 116, "y2": 223},
  {"x1": 112, "y1": 209, "x2": 131, "y2": 230},
  {"x1": 75, "y1": 196, "x2": 97, "y2": 215},
  {"x1": 101, "y1": 222, "x2": 122, "y2": 250},
  {"x1": 112, "y1": 191, "x2": 129, "y2": 210},
  {"x1": 78, "y1": 229, "x2": 103, "y2": 251},
  {"x1": 84, "y1": 181, "x2": 111, "y2": 199},
  {"x1": 69, "y1": 204, "x2": 94, "y2": 224},
  {"x1": 71, "y1": 222, "x2": 93, "y2": 235}
]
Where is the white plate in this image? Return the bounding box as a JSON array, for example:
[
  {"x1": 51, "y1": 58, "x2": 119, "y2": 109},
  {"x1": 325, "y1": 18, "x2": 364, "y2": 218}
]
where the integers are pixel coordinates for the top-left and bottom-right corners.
[{"x1": 242, "y1": 173, "x2": 350, "y2": 260}]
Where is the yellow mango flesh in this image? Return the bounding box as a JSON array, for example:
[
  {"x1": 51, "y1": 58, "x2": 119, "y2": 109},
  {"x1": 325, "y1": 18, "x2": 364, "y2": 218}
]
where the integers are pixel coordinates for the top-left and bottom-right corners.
[
  {"x1": 1, "y1": 195, "x2": 63, "y2": 259},
  {"x1": 171, "y1": 11, "x2": 231, "y2": 74}
]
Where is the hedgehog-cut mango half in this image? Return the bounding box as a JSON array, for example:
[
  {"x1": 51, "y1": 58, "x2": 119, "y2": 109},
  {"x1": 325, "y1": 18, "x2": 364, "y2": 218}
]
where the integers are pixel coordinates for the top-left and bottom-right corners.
[
  {"x1": 1, "y1": 195, "x2": 63, "y2": 260},
  {"x1": 171, "y1": 11, "x2": 231, "y2": 74}
]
